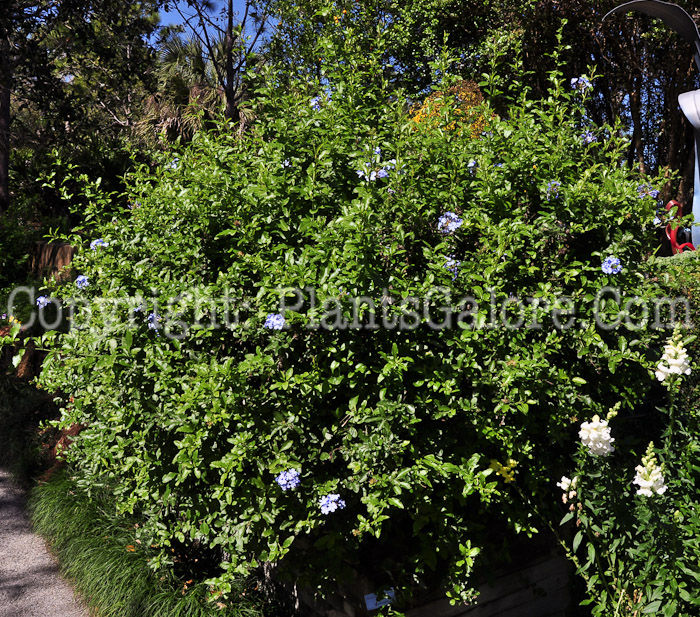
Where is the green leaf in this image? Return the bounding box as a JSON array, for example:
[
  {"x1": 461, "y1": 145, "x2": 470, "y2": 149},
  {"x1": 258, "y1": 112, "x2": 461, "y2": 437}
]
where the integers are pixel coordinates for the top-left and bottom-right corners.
[
  {"x1": 559, "y1": 512, "x2": 574, "y2": 525},
  {"x1": 642, "y1": 600, "x2": 662, "y2": 613},
  {"x1": 572, "y1": 530, "x2": 583, "y2": 553}
]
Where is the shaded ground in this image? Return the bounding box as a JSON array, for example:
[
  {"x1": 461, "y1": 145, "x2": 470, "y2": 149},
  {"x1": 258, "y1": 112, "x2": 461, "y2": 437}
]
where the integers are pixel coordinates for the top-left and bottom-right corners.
[{"x1": 0, "y1": 468, "x2": 88, "y2": 617}]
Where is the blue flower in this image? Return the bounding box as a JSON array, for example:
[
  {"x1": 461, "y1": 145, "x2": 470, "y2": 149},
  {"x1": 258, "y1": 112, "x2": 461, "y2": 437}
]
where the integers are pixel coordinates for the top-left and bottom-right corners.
[
  {"x1": 75, "y1": 275, "x2": 89, "y2": 289},
  {"x1": 637, "y1": 184, "x2": 660, "y2": 199},
  {"x1": 601, "y1": 256, "x2": 622, "y2": 275},
  {"x1": 310, "y1": 96, "x2": 322, "y2": 111},
  {"x1": 467, "y1": 159, "x2": 477, "y2": 173},
  {"x1": 90, "y1": 238, "x2": 108, "y2": 250},
  {"x1": 282, "y1": 159, "x2": 291, "y2": 168},
  {"x1": 36, "y1": 295, "x2": 50, "y2": 308},
  {"x1": 358, "y1": 157, "x2": 398, "y2": 181},
  {"x1": 168, "y1": 157, "x2": 180, "y2": 170},
  {"x1": 571, "y1": 76, "x2": 592, "y2": 92},
  {"x1": 437, "y1": 212, "x2": 463, "y2": 234},
  {"x1": 275, "y1": 469, "x2": 301, "y2": 491},
  {"x1": 546, "y1": 181, "x2": 561, "y2": 201},
  {"x1": 264, "y1": 313, "x2": 286, "y2": 330},
  {"x1": 320, "y1": 493, "x2": 346, "y2": 514},
  {"x1": 357, "y1": 163, "x2": 372, "y2": 181},
  {"x1": 581, "y1": 131, "x2": 597, "y2": 145},
  {"x1": 653, "y1": 216, "x2": 662, "y2": 227},
  {"x1": 444, "y1": 256, "x2": 461, "y2": 279},
  {"x1": 147, "y1": 312, "x2": 161, "y2": 330},
  {"x1": 374, "y1": 146, "x2": 382, "y2": 155}
]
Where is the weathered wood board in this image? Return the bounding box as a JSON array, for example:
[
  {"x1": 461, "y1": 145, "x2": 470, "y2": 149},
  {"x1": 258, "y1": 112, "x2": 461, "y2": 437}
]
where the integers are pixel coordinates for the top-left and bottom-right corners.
[{"x1": 406, "y1": 550, "x2": 572, "y2": 617}]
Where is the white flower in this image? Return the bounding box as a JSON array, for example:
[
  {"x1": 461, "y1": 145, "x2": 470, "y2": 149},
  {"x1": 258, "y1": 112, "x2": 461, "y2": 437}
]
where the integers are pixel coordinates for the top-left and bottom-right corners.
[
  {"x1": 655, "y1": 331, "x2": 691, "y2": 383},
  {"x1": 633, "y1": 443, "x2": 667, "y2": 496},
  {"x1": 579, "y1": 415, "x2": 615, "y2": 456},
  {"x1": 557, "y1": 475, "x2": 579, "y2": 503},
  {"x1": 556, "y1": 475, "x2": 577, "y2": 491}
]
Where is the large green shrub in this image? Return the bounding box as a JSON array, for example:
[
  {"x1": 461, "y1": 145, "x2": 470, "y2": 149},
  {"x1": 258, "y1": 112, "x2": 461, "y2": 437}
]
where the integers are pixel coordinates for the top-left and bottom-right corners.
[{"x1": 38, "y1": 26, "x2": 671, "y2": 610}]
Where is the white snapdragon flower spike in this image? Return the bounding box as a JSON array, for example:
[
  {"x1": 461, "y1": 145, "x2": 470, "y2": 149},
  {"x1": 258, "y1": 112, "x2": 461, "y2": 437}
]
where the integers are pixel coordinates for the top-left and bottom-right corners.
[
  {"x1": 632, "y1": 443, "x2": 667, "y2": 497},
  {"x1": 556, "y1": 476, "x2": 577, "y2": 492},
  {"x1": 557, "y1": 475, "x2": 578, "y2": 503},
  {"x1": 655, "y1": 331, "x2": 691, "y2": 383},
  {"x1": 579, "y1": 415, "x2": 615, "y2": 456}
]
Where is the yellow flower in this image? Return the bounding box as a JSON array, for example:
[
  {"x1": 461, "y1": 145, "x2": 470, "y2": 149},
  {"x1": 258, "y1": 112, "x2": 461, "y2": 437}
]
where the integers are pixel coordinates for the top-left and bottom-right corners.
[{"x1": 489, "y1": 459, "x2": 517, "y2": 483}]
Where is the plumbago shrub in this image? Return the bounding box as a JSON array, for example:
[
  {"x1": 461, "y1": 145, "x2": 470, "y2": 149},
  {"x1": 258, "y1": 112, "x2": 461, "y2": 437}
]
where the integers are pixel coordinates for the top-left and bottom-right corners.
[{"x1": 38, "y1": 53, "x2": 670, "y2": 608}]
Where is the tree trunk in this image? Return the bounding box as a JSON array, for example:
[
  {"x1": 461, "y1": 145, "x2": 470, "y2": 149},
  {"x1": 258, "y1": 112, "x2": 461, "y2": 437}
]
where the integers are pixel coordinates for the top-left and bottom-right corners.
[
  {"x1": 629, "y1": 80, "x2": 646, "y2": 175},
  {"x1": 223, "y1": 0, "x2": 239, "y2": 125},
  {"x1": 0, "y1": 34, "x2": 11, "y2": 215}
]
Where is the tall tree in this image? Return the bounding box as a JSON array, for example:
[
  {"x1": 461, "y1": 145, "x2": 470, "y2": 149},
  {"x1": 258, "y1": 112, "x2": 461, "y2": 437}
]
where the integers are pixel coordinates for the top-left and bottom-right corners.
[
  {"x1": 166, "y1": 0, "x2": 268, "y2": 127},
  {"x1": 1, "y1": 0, "x2": 161, "y2": 216},
  {"x1": 0, "y1": 1, "x2": 59, "y2": 214}
]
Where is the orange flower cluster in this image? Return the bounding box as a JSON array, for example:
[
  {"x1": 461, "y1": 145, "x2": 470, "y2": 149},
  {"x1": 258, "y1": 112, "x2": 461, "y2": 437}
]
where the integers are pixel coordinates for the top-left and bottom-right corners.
[{"x1": 410, "y1": 80, "x2": 489, "y2": 138}]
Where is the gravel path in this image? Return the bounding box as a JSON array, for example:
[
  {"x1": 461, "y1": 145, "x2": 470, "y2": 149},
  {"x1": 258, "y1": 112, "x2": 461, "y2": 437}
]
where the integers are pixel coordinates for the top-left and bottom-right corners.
[{"x1": 0, "y1": 468, "x2": 89, "y2": 617}]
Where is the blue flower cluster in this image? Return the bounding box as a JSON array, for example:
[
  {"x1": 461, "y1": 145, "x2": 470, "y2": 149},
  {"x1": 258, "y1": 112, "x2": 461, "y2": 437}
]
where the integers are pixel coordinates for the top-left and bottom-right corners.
[
  {"x1": 601, "y1": 256, "x2": 622, "y2": 274},
  {"x1": 319, "y1": 494, "x2": 346, "y2": 514},
  {"x1": 275, "y1": 469, "x2": 301, "y2": 491},
  {"x1": 581, "y1": 131, "x2": 597, "y2": 145},
  {"x1": 437, "y1": 212, "x2": 463, "y2": 234},
  {"x1": 90, "y1": 238, "x2": 108, "y2": 250},
  {"x1": 356, "y1": 157, "x2": 398, "y2": 182},
  {"x1": 75, "y1": 275, "x2": 89, "y2": 289},
  {"x1": 444, "y1": 256, "x2": 461, "y2": 279},
  {"x1": 310, "y1": 96, "x2": 321, "y2": 111},
  {"x1": 571, "y1": 76, "x2": 592, "y2": 92},
  {"x1": 147, "y1": 312, "x2": 161, "y2": 330},
  {"x1": 36, "y1": 295, "x2": 50, "y2": 308},
  {"x1": 637, "y1": 184, "x2": 660, "y2": 199},
  {"x1": 264, "y1": 313, "x2": 286, "y2": 330},
  {"x1": 546, "y1": 181, "x2": 561, "y2": 201}
]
